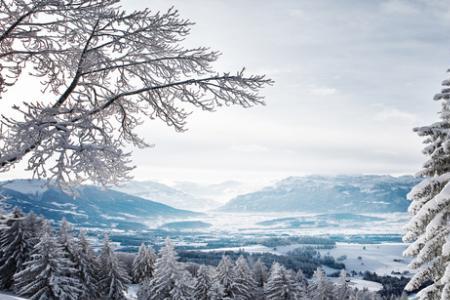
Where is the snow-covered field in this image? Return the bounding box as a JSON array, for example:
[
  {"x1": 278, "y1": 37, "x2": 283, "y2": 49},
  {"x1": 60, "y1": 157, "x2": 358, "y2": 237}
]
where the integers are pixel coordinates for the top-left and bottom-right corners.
[
  {"x1": 319, "y1": 243, "x2": 410, "y2": 276},
  {"x1": 163, "y1": 212, "x2": 410, "y2": 236},
  {"x1": 199, "y1": 242, "x2": 411, "y2": 277},
  {"x1": 348, "y1": 279, "x2": 383, "y2": 292}
]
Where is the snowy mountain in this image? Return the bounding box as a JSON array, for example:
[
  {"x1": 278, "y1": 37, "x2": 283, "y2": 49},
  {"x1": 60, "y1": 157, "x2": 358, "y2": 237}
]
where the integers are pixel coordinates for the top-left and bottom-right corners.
[
  {"x1": 0, "y1": 179, "x2": 199, "y2": 231},
  {"x1": 219, "y1": 175, "x2": 420, "y2": 213},
  {"x1": 113, "y1": 180, "x2": 220, "y2": 211}
]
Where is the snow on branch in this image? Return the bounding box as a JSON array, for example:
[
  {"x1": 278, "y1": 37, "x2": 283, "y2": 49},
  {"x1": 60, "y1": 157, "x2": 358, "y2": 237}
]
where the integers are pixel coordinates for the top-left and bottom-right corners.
[{"x1": 0, "y1": 0, "x2": 273, "y2": 187}]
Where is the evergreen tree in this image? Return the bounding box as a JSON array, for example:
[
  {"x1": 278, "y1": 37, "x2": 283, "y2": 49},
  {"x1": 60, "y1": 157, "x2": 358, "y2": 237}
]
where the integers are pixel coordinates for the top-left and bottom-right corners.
[
  {"x1": 336, "y1": 270, "x2": 351, "y2": 300},
  {"x1": 233, "y1": 255, "x2": 257, "y2": 299},
  {"x1": 253, "y1": 258, "x2": 268, "y2": 287},
  {"x1": 215, "y1": 255, "x2": 237, "y2": 298},
  {"x1": 14, "y1": 221, "x2": 80, "y2": 300},
  {"x1": 132, "y1": 243, "x2": 156, "y2": 283},
  {"x1": 354, "y1": 288, "x2": 380, "y2": 300},
  {"x1": 23, "y1": 212, "x2": 43, "y2": 247},
  {"x1": 77, "y1": 230, "x2": 100, "y2": 300},
  {"x1": 208, "y1": 280, "x2": 225, "y2": 300},
  {"x1": 0, "y1": 208, "x2": 31, "y2": 289},
  {"x1": 193, "y1": 265, "x2": 214, "y2": 300},
  {"x1": 136, "y1": 278, "x2": 152, "y2": 300},
  {"x1": 98, "y1": 234, "x2": 130, "y2": 300},
  {"x1": 403, "y1": 71, "x2": 450, "y2": 300},
  {"x1": 58, "y1": 218, "x2": 78, "y2": 263},
  {"x1": 169, "y1": 274, "x2": 194, "y2": 300},
  {"x1": 264, "y1": 262, "x2": 299, "y2": 300},
  {"x1": 308, "y1": 267, "x2": 334, "y2": 300},
  {"x1": 138, "y1": 238, "x2": 192, "y2": 300},
  {"x1": 295, "y1": 269, "x2": 308, "y2": 298}
]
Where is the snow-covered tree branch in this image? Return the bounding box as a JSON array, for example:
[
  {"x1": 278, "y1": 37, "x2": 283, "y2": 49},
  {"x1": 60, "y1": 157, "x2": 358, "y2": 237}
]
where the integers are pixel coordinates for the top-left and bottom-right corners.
[
  {"x1": 403, "y1": 70, "x2": 450, "y2": 300},
  {"x1": 0, "y1": 0, "x2": 272, "y2": 187}
]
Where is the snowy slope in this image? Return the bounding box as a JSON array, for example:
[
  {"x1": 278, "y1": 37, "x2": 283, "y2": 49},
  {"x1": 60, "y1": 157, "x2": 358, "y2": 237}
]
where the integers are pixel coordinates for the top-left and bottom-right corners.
[
  {"x1": 219, "y1": 175, "x2": 420, "y2": 213},
  {"x1": 0, "y1": 292, "x2": 27, "y2": 300},
  {"x1": 0, "y1": 179, "x2": 199, "y2": 230},
  {"x1": 318, "y1": 243, "x2": 411, "y2": 275},
  {"x1": 114, "y1": 180, "x2": 220, "y2": 211}
]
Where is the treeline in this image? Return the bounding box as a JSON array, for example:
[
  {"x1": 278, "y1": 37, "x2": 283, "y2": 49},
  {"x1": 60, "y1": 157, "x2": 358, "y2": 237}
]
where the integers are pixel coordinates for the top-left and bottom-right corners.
[
  {"x1": 362, "y1": 271, "x2": 420, "y2": 298},
  {"x1": 134, "y1": 239, "x2": 397, "y2": 300},
  {"x1": 0, "y1": 208, "x2": 130, "y2": 299},
  {"x1": 259, "y1": 236, "x2": 336, "y2": 248},
  {"x1": 0, "y1": 208, "x2": 408, "y2": 299},
  {"x1": 178, "y1": 246, "x2": 344, "y2": 278}
]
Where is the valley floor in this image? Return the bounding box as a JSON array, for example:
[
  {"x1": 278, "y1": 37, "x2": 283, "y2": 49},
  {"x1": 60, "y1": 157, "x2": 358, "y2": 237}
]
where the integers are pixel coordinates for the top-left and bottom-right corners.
[{"x1": 318, "y1": 243, "x2": 410, "y2": 276}]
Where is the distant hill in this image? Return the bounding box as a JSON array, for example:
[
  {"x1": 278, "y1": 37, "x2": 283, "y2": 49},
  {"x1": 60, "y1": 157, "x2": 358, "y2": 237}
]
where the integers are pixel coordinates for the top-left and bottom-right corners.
[
  {"x1": 172, "y1": 180, "x2": 246, "y2": 203},
  {"x1": 219, "y1": 175, "x2": 421, "y2": 213},
  {"x1": 113, "y1": 180, "x2": 220, "y2": 211},
  {"x1": 158, "y1": 220, "x2": 212, "y2": 231},
  {"x1": 0, "y1": 179, "x2": 199, "y2": 231},
  {"x1": 256, "y1": 213, "x2": 385, "y2": 229}
]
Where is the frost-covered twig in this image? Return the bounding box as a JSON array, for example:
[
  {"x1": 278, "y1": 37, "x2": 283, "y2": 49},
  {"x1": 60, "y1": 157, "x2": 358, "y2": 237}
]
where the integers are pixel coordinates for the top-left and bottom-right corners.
[{"x1": 0, "y1": 0, "x2": 273, "y2": 188}]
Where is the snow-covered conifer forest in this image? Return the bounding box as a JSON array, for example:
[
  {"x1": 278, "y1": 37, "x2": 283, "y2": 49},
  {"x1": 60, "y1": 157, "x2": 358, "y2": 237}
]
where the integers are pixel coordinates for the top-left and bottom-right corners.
[{"x1": 0, "y1": 210, "x2": 408, "y2": 300}]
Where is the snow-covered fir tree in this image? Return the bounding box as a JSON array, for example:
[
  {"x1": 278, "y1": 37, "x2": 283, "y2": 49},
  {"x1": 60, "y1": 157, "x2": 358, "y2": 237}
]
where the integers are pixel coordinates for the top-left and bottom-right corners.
[
  {"x1": 295, "y1": 269, "x2": 308, "y2": 298},
  {"x1": 403, "y1": 71, "x2": 450, "y2": 300},
  {"x1": 233, "y1": 255, "x2": 257, "y2": 299},
  {"x1": 58, "y1": 218, "x2": 78, "y2": 263},
  {"x1": 98, "y1": 234, "x2": 130, "y2": 300},
  {"x1": 136, "y1": 278, "x2": 152, "y2": 300},
  {"x1": 0, "y1": 208, "x2": 31, "y2": 289},
  {"x1": 193, "y1": 265, "x2": 214, "y2": 300},
  {"x1": 353, "y1": 288, "x2": 381, "y2": 300},
  {"x1": 23, "y1": 212, "x2": 43, "y2": 248},
  {"x1": 208, "y1": 280, "x2": 226, "y2": 300},
  {"x1": 138, "y1": 238, "x2": 192, "y2": 300},
  {"x1": 308, "y1": 267, "x2": 334, "y2": 300},
  {"x1": 76, "y1": 230, "x2": 100, "y2": 300},
  {"x1": 169, "y1": 275, "x2": 194, "y2": 300},
  {"x1": 253, "y1": 258, "x2": 268, "y2": 287},
  {"x1": 264, "y1": 262, "x2": 300, "y2": 300},
  {"x1": 215, "y1": 255, "x2": 238, "y2": 298},
  {"x1": 132, "y1": 243, "x2": 156, "y2": 283},
  {"x1": 13, "y1": 220, "x2": 80, "y2": 300},
  {"x1": 336, "y1": 270, "x2": 351, "y2": 300}
]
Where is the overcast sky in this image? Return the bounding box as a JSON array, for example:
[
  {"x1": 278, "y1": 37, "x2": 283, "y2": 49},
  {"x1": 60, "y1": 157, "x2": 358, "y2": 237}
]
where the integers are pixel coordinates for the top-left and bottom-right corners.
[{"x1": 4, "y1": 0, "x2": 450, "y2": 185}]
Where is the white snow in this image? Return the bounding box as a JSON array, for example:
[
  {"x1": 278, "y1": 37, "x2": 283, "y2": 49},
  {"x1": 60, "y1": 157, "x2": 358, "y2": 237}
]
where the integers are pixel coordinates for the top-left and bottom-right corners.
[
  {"x1": 0, "y1": 292, "x2": 28, "y2": 300},
  {"x1": 349, "y1": 279, "x2": 383, "y2": 292},
  {"x1": 318, "y1": 243, "x2": 411, "y2": 276},
  {"x1": 125, "y1": 284, "x2": 139, "y2": 300}
]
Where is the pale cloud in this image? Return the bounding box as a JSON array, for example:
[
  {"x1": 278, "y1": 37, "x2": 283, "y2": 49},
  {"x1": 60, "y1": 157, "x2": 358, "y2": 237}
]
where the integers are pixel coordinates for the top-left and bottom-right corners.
[
  {"x1": 373, "y1": 106, "x2": 417, "y2": 123},
  {"x1": 288, "y1": 9, "x2": 304, "y2": 18},
  {"x1": 230, "y1": 144, "x2": 270, "y2": 153},
  {"x1": 308, "y1": 87, "x2": 337, "y2": 96},
  {"x1": 2, "y1": 0, "x2": 449, "y2": 184},
  {"x1": 380, "y1": 0, "x2": 419, "y2": 15}
]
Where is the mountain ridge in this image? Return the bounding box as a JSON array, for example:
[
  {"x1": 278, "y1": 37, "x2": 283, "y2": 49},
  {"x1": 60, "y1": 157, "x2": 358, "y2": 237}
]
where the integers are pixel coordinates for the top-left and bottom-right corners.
[
  {"x1": 218, "y1": 175, "x2": 420, "y2": 213},
  {"x1": 0, "y1": 179, "x2": 199, "y2": 231}
]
